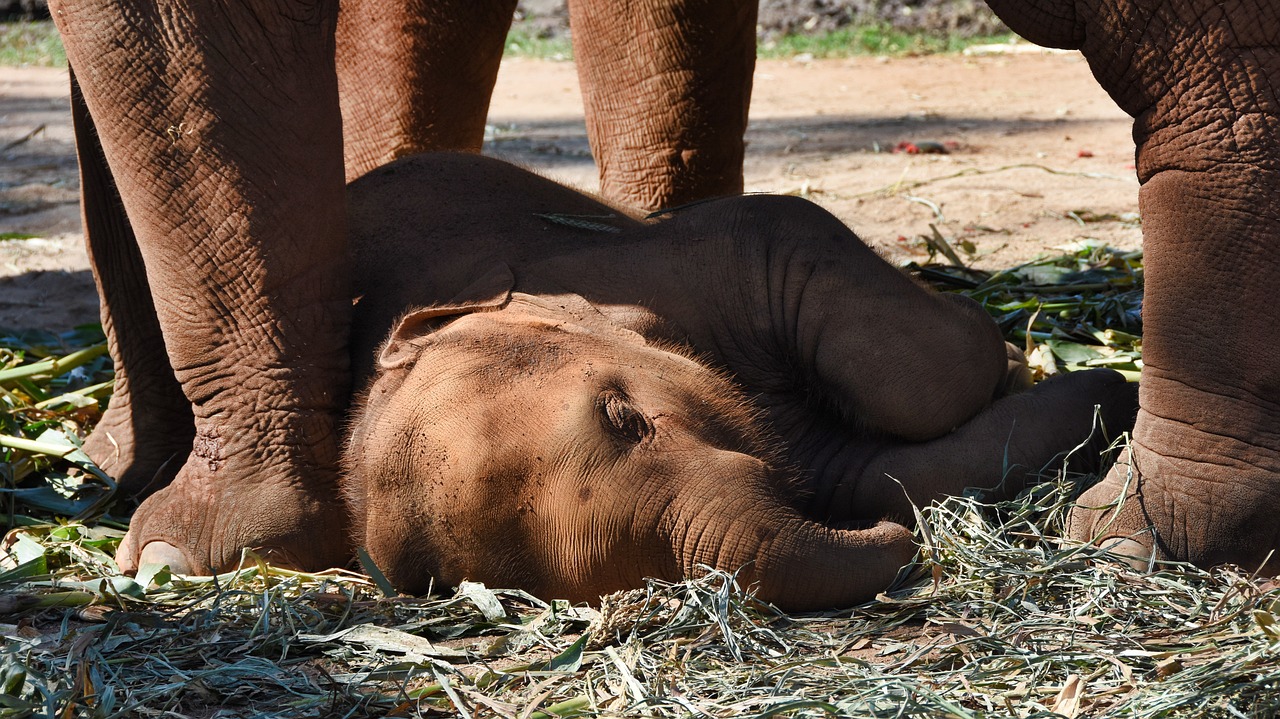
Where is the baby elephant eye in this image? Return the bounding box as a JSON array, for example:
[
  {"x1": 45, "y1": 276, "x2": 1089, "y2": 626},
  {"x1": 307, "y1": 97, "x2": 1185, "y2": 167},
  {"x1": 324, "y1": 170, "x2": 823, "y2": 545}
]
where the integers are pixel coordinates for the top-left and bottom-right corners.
[{"x1": 599, "y1": 391, "x2": 652, "y2": 444}]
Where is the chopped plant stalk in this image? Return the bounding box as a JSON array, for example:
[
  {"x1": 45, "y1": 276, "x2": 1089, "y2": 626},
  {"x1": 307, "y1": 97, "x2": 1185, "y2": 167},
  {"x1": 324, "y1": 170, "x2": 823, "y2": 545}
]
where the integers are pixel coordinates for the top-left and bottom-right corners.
[
  {"x1": 8, "y1": 477, "x2": 1278, "y2": 718},
  {"x1": 0, "y1": 343, "x2": 108, "y2": 385},
  {"x1": 910, "y1": 241, "x2": 1143, "y2": 380},
  {"x1": 1, "y1": 332, "x2": 115, "y2": 530},
  {"x1": 0, "y1": 434, "x2": 77, "y2": 458}
]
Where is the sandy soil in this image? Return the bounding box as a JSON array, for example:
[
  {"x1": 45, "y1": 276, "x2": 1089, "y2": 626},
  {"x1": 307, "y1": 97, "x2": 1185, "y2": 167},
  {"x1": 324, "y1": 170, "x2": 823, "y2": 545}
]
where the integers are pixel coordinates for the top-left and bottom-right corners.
[{"x1": 0, "y1": 47, "x2": 1140, "y2": 331}]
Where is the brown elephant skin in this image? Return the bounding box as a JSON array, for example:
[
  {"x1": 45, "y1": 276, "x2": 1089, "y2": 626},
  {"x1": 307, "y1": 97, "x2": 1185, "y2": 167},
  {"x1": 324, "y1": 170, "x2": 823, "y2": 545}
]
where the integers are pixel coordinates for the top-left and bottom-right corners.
[
  {"x1": 52, "y1": 0, "x2": 757, "y2": 577},
  {"x1": 341, "y1": 153, "x2": 1137, "y2": 610},
  {"x1": 982, "y1": 0, "x2": 1280, "y2": 573}
]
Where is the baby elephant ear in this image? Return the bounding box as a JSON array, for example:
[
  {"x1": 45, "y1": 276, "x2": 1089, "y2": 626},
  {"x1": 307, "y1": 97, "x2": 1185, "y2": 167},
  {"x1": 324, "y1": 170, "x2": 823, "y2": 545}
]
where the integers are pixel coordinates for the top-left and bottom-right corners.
[{"x1": 378, "y1": 263, "x2": 515, "y2": 370}]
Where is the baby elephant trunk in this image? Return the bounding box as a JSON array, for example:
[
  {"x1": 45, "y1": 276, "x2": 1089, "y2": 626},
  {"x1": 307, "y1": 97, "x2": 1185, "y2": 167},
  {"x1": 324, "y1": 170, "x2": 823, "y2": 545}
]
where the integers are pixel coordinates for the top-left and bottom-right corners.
[{"x1": 666, "y1": 458, "x2": 918, "y2": 611}]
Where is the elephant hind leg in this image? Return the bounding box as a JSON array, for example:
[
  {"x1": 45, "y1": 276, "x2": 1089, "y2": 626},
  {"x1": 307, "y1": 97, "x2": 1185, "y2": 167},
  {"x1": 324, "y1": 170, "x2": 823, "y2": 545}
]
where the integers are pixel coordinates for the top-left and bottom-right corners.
[
  {"x1": 568, "y1": 0, "x2": 757, "y2": 210},
  {"x1": 336, "y1": 0, "x2": 519, "y2": 182},
  {"x1": 825, "y1": 369, "x2": 1138, "y2": 523},
  {"x1": 70, "y1": 68, "x2": 193, "y2": 500}
]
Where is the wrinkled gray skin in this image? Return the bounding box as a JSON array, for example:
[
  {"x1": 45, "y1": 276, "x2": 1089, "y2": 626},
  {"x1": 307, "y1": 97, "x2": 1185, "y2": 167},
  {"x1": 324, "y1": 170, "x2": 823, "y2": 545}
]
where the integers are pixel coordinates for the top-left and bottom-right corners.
[
  {"x1": 342, "y1": 153, "x2": 1137, "y2": 610},
  {"x1": 982, "y1": 0, "x2": 1280, "y2": 572}
]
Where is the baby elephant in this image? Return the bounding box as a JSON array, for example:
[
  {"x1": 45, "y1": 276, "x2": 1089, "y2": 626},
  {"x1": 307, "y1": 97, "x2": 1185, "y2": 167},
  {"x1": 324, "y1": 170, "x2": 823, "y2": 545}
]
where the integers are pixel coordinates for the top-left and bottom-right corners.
[{"x1": 343, "y1": 154, "x2": 1137, "y2": 611}]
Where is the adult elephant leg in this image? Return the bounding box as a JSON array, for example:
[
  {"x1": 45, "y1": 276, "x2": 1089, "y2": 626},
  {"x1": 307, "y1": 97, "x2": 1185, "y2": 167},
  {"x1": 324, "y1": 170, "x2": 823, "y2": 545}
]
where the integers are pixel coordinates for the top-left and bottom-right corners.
[
  {"x1": 53, "y1": 0, "x2": 352, "y2": 574},
  {"x1": 1072, "y1": 167, "x2": 1280, "y2": 570},
  {"x1": 568, "y1": 0, "x2": 756, "y2": 211},
  {"x1": 336, "y1": 0, "x2": 518, "y2": 182},
  {"x1": 69, "y1": 68, "x2": 194, "y2": 500},
  {"x1": 986, "y1": 0, "x2": 1280, "y2": 570}
]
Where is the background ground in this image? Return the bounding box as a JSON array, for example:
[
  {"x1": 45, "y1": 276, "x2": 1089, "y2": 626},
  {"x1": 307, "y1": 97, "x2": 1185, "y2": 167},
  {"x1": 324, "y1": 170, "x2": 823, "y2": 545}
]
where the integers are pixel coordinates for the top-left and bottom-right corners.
[
  {"x1": 0, "y1": 12, "x2": 1140, "y2": 332},
  {"x1": 515, "y1": 0, "x2": 1008, "y2": 41}
]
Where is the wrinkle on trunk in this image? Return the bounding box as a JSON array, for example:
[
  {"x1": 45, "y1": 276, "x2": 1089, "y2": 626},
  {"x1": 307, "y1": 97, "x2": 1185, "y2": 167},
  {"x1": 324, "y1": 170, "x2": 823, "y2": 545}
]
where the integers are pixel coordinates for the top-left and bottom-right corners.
[{"x1": 663, "y1": 462, "x2": 916, "y2": 611}]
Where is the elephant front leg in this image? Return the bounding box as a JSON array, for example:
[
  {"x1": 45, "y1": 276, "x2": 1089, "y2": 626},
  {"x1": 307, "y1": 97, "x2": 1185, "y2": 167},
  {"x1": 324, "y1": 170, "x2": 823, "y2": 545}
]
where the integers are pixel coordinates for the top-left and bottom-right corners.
[
  {"x1": 984, "y1": 0, "x2": 1280, "y2": 571},
  {"x1": 54, "y1": 0, "x2": 353, "y2": 575},
  {"x1": 1067, "y1": 168, "x2": 1280, "y2": 571},
  {"x1": 70, "y1": 69, "x2": 194, "y2": 499},
  {"x1": 568, "y1": 0, "x2": 756, "y2": 211}
]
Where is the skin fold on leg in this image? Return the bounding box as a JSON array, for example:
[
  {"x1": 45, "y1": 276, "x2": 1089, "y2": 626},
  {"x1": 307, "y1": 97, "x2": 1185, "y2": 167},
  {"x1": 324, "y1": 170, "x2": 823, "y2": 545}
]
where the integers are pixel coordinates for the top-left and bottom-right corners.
[{"x1": 69, "y1": 68, "x2": 195, "y2": 500}]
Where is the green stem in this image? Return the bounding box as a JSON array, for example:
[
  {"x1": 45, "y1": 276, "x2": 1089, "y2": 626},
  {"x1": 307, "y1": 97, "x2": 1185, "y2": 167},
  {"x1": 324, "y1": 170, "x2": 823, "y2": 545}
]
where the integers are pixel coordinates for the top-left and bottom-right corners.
[
  {"x1": 0, "y1": 591, "x2": 97, "y2": 614},
  {"x1": 34, "y1": 380, "x2": 115, "y2": 409},
  {"x1": 530, "y1": 695, "x2": 592, "y2": 719},
  {"x1": 0, "y1": 343, "x2": 108, "y2": 385},
  {"x1": 0, "y1": 435, "x2": 76, "y2": 458}
]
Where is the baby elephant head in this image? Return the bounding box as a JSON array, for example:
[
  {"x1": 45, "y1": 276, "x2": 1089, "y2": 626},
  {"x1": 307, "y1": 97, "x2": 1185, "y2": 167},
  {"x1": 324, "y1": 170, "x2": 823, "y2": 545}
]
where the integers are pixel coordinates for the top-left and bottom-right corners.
[{"x1": 343, "y1": 268, "x2": 916, "y2": 611}]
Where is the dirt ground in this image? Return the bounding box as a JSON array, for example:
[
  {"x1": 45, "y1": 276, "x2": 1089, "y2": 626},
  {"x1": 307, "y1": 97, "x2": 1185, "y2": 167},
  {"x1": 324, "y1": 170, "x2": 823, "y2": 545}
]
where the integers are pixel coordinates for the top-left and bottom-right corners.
[{"x1": 0, "y1": 46, "x2": 1140, "y2": 331}]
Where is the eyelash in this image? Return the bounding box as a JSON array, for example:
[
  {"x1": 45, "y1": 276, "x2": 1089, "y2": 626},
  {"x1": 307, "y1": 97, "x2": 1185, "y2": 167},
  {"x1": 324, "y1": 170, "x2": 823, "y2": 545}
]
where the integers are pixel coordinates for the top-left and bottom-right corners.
[{"x1": 599, "y1": 390, "x2": 652, "y2": 444}]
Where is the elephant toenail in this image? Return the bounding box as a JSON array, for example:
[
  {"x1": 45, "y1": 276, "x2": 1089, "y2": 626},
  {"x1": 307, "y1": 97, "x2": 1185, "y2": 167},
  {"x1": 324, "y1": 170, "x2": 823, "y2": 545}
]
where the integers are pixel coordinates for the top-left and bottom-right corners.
[
  {"x1": 1098, "y1": 536, "x2": 1153, "y2": 571},
  {"x1": 138, "y1": 541, "x2": 195, "y2": 575}
]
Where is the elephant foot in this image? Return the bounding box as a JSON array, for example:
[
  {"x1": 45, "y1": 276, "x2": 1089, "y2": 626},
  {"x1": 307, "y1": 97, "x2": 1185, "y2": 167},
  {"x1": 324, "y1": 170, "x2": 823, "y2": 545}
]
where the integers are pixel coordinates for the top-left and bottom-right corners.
[
  {"x1": 114, "y1": 428, "x2": 350, "y2": 576},
  {"x1": 1068, "y1": 441, "x2": 1280, "y2": 574},
  {"x1": 83, "y1": 396, "x2": 194, "y2": 500}
]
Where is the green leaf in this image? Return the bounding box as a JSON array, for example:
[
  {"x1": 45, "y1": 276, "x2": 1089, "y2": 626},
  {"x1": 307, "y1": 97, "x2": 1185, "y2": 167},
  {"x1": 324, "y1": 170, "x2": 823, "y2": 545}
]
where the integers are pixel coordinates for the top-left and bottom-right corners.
[
  {"x1": 1254, "y1": 610, "x2": 1280, "y2": 639},
  {"x1": 1, "y1": 660, "x2": 27, "y2": 696},
  {"x1": 34, "y1": 392, "x2": 100, "y2": 410},
  {"x1": 0, "y1": 693, "x2": 39, "y2": 710},
  {"x1": 43, "y1": 575, "x2": 145, "y2": 600},
  {"x1": 1014, "y1": 264, "x2": 1075, "y2": 285},
  {"x1": 528, "y1": 633, "x2": 589, "y2": 673},
  {"x1": 0, "y1": 556, "x2": 46, "y2": 584},
  {"x1": 528, "y1": 695, "x2": 592, "y2": 719},
  {"x1": 5, "y1": 533, "x2": 45, "y2": 565},
  {"x1": 6, "y1": 485, "x2": 97, "y2": 516},
  {"x1": 299, "y1": 624, "x2": 465, "y2": 660},
  {"x1": 1044, "y1": 340, "x2": 1104, "y2": 365},
  {"x1": 356, "y1": 546, "x2": 400, "y2": 598},
  {"x1": 47, "y1": 525, "x2": 80, "y2": 542},
  {"x1": 134, "y1": 562, "x2": 173, "y2": 590},
  {"x1": 457, "y1": 581, "x2": 507, "y2": 621}
]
